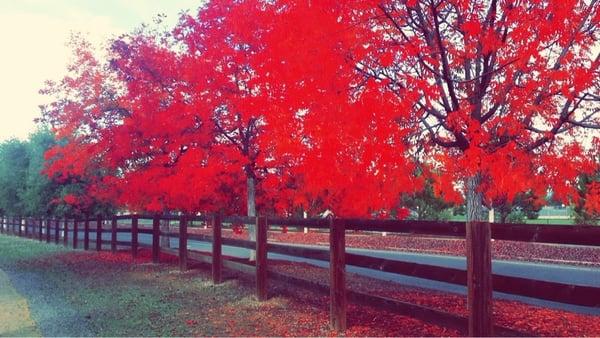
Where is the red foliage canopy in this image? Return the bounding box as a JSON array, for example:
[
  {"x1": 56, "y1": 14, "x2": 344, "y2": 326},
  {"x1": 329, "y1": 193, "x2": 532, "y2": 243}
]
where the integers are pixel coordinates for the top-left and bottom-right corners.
[
  {"x1": 40, "y1": 1, "x2": 600, "y2": 219},
  {"x1": 349, "y1": 0, "x2": 599, "y2": 216}
]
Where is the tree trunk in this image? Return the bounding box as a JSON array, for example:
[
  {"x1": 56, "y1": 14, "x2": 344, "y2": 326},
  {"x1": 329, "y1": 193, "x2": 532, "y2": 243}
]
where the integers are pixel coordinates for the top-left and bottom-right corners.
[
  {"x1": 465, "y1": 173, "x2": 493, "y2": 336},
  {"x1": 465, "y1": 174, "x2": 485, "y2": 222},
  {"x1": 160, "y1": 218, "x2": 171, "y2": 249},
  {"x1": 500, "y1": 212, "x2": 508, "y2": 224},
  {"x1": 247, "y1": 177, "x2": 257, "y2": 261}
]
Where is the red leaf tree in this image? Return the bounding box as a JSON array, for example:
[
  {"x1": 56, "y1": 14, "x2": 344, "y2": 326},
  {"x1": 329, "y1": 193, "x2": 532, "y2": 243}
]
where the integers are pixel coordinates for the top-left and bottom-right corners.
[
  {"x1": 40, "y1": 34, "x2": 122, "y2": 216},
  {"x1": 349, "y1": 0, "x2": 600, "y2": 220},
  {"x1": 41, "y1": 1, "x2": 599, "y2": 225},
  {"x1": 253, "y1": 1, "x2": 421, "y2": 218}
]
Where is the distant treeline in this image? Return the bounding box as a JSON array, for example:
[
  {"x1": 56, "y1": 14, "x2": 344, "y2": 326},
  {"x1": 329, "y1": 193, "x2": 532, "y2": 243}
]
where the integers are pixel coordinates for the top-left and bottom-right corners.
[{"x1": 0, "y1": 128, "x2": 112, "y2": 217}]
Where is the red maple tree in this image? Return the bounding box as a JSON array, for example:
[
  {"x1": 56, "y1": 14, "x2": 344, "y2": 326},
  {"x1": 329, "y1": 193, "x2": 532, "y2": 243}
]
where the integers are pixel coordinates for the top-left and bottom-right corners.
[
  {"x1": 348, "y1": 0, "x2": 599, "y2": 220},
  {"x1": 41, "y1": 1, "x2": 599, "y2": 223}
]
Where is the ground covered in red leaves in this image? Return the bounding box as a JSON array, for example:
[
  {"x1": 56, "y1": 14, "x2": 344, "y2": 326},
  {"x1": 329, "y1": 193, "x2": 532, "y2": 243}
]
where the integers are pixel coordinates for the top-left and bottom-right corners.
[
  {"x1": 268, "y1": 260, "x2": 600, "y2": 337},
  {"x1": 192, "y1": 227, "x2": 600, "y2": 267},
  {"x1": 83, "y1": 248, "x2": 600, "y2": 336},
  {"x1": 6, "y1": 232, "x2": 599, "y2": 337}
]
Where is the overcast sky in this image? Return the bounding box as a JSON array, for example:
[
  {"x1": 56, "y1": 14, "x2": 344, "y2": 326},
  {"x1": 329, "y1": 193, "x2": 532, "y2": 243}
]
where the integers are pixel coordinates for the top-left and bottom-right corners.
[{"x1": 0, "y1": 0, "x2": 202, "y2": 141}]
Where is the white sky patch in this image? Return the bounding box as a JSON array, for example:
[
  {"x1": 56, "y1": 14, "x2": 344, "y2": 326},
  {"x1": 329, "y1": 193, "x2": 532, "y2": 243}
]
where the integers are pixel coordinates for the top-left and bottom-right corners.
[{"x1": 0, "y1": 0, "x2": 201, "y2": 141}]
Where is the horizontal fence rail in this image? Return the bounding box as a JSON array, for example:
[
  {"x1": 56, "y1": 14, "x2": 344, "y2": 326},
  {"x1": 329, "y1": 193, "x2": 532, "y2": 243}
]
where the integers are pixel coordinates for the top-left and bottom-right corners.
[{"x1": 1, "y1": 213, "x2": 598, "y2": 337}]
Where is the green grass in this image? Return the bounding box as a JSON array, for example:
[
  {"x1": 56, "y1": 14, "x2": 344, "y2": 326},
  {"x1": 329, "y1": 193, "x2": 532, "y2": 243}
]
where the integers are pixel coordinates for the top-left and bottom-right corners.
[
  {"x1": 448, "y1": 214, "x2": 575, "y2": 225},
  {"x1": 0, "y1": 235, "x2": 271, "y2": 336},
  {"x1": 523, "y1": 218, "x2": 575, "y2": 225}
]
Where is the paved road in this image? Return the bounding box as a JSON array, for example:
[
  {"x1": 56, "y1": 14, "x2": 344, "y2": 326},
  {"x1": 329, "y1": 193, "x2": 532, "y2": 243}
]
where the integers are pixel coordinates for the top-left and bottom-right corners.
[{"x1": 78, "y1": 230, "x2": 600, "y2": 315}]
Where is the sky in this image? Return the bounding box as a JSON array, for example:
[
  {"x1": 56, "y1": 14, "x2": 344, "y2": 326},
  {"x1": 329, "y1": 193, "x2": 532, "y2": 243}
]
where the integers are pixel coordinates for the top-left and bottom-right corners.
[{"x1": 0, "y1": 0, "x2": 202, "y2": 141}]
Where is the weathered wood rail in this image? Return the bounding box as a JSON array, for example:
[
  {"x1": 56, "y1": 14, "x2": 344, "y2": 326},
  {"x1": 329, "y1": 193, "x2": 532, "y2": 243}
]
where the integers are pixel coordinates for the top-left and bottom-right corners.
[{"x1": 1, "y1": 214, "x2": 599, "y2": 336}]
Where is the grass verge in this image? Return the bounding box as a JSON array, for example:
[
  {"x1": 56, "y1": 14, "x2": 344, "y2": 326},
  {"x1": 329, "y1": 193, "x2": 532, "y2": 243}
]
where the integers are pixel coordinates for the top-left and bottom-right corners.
[{"x1": 0, "y1": 234, "x2": 454, "y2": 336}]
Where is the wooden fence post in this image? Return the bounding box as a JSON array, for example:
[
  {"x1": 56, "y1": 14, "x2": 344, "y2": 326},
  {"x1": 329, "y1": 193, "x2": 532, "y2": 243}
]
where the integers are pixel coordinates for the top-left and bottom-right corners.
[
  {"x1": 212, "y1": 214, "x2": 222, "y2": 284},
  {"x1": 131, "y1": 215, "x2": 139, "y2": 259},
  {"x1": 63, "y1": 219, "x2": 69, "y2": 246},
  {"x1": 73, "y1": 219, "x2": 79, "y2": 249},
  {"x1": 84, "y1": 218, "x2": 90, "y2": 250},
  {"x1": 466, "y1": 221, "x2": 493, "y2": 337},
  {"x1": 96, "y1": 216, "x2": 102, "y2": 251},
  {"x1": 256, "y1": 216, "x2": 268, "y2": 301},
  {"x1": 54, "y1": 219, "x2": 60, "y2": 244},
  {"x1": 329, "y1": 217, "x2": 346, "y2": 332},
  {"x1": 18, "y1": 216, "x2": 23, "y2": 237},
  {"x1": 179, "y1": 215, "x2": 188, "y2": 271},
  {"x1": 152, "y1": 215, "x2": 160, "y2": 263},
  {"x1": 111, "y1": 216, "x2": 117, "y2": 253},
  {"x1": 46, "y1": 219, "x2": 51, "y2": 243}
]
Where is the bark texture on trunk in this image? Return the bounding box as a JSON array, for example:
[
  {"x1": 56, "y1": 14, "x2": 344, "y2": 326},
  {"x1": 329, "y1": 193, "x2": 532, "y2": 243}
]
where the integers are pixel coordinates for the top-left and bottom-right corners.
[
  {"x1": 466, "y1": 174, "x2": 485, "y2": 222},
  {"x1": 160, "y1": 218, "x2": 171, "y2": 248},
  {"x1": 247, "y1": 177, "x2": 257, "y2": 261},
  {"x1": 465, "y1": 173, "x2": 494, "y2": 336}
]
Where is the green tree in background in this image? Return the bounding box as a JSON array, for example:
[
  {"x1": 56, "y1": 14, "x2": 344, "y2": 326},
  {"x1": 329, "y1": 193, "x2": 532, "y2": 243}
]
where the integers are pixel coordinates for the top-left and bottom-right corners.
[
  {"x1": 0, "y1": 127, "x2": 114, "y2": 218},
  {"x1": 573, "y1": 170, "x2": 600, "y2": 226},
  {"x1": 492, "y1": 191, "x2": 542, "y2": 224},
  {"x1": 400, "y1": 178, "x2": 454, "y2": 221},
  {"x1": 0, "y1": 139, "x2": 30, "y2": 216},
  {"x1": 20, "y1": 128, "x2": 59, "y2": 216}
]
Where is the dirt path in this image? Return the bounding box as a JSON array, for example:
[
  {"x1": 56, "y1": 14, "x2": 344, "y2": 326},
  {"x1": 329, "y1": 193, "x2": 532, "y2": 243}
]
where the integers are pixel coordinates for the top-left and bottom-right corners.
[{"x1": 0, "y1": 269, "x2": 41, "y2": 337}]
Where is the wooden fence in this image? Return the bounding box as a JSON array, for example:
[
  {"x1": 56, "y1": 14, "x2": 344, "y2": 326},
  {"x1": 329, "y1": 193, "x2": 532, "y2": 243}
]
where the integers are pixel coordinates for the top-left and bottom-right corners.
[{"x1": 1, "y1": 214, "x2": 599, "y2": 336}]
